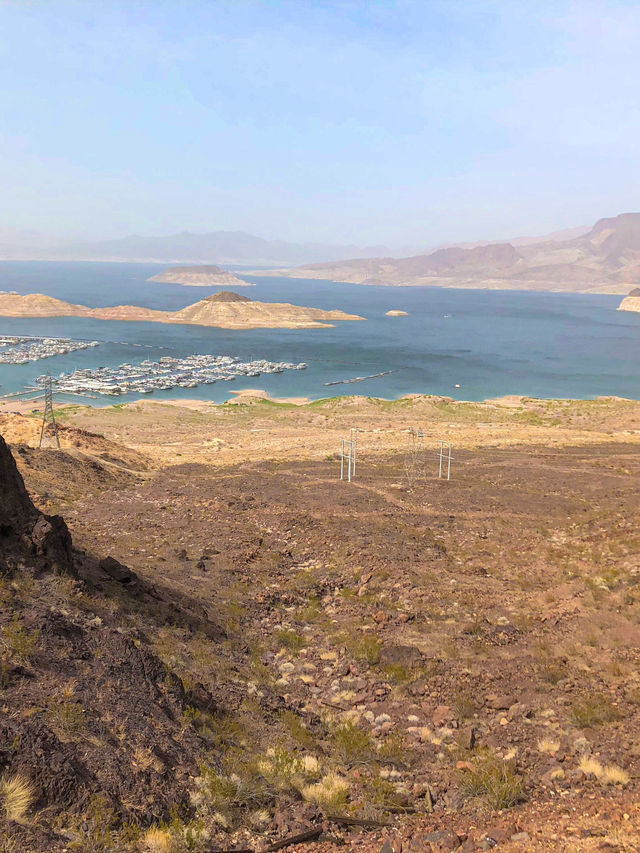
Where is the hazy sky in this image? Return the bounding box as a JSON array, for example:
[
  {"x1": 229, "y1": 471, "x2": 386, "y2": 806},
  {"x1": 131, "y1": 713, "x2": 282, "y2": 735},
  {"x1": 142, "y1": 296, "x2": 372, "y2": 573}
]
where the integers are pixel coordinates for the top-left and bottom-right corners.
[{"x1": 1, "y1": 0, "x2": 639, "y2": 247}]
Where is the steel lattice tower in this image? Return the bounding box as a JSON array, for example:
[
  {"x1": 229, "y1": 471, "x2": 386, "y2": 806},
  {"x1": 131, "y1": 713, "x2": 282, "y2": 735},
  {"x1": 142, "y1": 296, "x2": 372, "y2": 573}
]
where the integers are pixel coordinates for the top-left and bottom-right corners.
[{"x1": 39, "y1": 375, "x2": 60, "y2": 449}]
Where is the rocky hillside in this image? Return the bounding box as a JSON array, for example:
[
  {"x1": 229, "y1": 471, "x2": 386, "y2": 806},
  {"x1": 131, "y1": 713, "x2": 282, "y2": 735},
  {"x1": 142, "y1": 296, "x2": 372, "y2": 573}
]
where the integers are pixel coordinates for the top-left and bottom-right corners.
[
  {"x1": 257, "y1": 212, "x2": 640, "y2": 294},
  {"x1": 0, "y1": 434, "x2": 222, "y2": 851},
  {"x1": 148, "y1": 264, "x2": 253, "y2": 287}
]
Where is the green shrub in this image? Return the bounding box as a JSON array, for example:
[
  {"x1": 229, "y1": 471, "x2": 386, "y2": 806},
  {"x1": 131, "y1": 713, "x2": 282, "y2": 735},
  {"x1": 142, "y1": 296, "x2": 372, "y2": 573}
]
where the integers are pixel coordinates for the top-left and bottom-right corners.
[
  {"x1": 276, "y1": 629, "x2": 306, "y2": 653},
  {"x1": 457, "y1": 752, "x2": 525, "y2": 810},
  {"x1": 571, "y1": 694, "x2": 622, "y2": 728},
  {"x1": 333, "y1": 720, "x2": 374, "y2": 764}
]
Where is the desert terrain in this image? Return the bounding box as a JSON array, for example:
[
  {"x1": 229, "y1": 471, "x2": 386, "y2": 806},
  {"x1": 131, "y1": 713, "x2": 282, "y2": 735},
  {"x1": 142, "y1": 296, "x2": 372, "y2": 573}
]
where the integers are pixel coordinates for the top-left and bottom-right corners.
[
  {"x1": 0, "y1": 290, "x2": 363, "y2": 330},
  {"x1": 2, "y1": 392, "x2": 640, "y2": 851}
]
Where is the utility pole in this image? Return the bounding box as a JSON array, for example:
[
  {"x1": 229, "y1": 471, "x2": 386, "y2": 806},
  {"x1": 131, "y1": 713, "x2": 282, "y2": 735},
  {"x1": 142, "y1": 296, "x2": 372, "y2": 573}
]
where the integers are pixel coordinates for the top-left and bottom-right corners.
[
  {"x1": 438, "y1": 440, "x2": 452, "y2": 480},
  {"x1": 351, "y1": 428, "x2": 358, "y2": 477},
  {"x1": 39, "y1": 375, "x2": 60, "y2": 449}
]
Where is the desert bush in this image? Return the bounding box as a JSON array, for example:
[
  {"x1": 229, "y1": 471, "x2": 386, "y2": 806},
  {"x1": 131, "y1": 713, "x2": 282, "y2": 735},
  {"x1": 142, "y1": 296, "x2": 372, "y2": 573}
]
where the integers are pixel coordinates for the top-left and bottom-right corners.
[
  {"x1": 457, "y1": 752, "x2": 525, "y2": 810},
  {"x1": 1, "y1": 616, "x2": 39, "y2": 665},
  {"x1": 452, "y1": 689, "x2": 478, "y2": 721},
  {"x1": 280, "y1": 710, "x2": 317, "y2": 748},
  {"x1": 352, "y1": 634, "x2": 382, "y2": 666},
  {"x1": 276, "y1": 629, "x2": 306, "y2": 653},
  {"x1": 332, "y1": 720, "x2": 375, "y2": 764},
  {"x1": 377, "y1": 731, "x2": 409, "y2": 766},
  {"x1": 571, "y1": 694, "x2": 622, "y2": 728},
  {"x1": 0, "y1": 774, "x2": 35, "y2": 822},
  {"x1": 47, "y1": 683, "x2": 87, "y2": 734}
]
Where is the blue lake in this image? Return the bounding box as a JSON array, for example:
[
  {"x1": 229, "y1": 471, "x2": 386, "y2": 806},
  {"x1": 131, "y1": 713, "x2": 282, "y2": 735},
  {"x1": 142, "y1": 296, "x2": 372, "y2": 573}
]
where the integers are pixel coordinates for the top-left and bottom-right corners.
[{"x1": 1, "y1": 260, "x2": 640, "y2": 404}]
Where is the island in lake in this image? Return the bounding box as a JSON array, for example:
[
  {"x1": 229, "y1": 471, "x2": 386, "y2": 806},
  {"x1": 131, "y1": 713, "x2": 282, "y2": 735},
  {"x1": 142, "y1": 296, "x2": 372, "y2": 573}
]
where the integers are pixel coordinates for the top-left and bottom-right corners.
[
  {"x1": 148, "y1": 265, "x2": 253, "y2": 287},
  {"x1": 0, "y1": 290, "x2": 364, "y2": 330},
  {"x1": 618, "y1": 288, "x2": 640, "y2": 312}
]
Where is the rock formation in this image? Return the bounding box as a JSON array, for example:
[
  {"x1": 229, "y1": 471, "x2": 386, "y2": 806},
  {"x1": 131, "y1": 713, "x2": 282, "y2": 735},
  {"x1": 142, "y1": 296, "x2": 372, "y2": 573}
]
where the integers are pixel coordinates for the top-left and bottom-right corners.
[
  {"x1": 617, "y1": 287, "x2": 640, "y2": 312},
  {"x1": 0, "y1": 290, "x2": 364, "y2": 329},
  {"x1": 148, "y1": 264, "x2": 253, "y2": 287}
]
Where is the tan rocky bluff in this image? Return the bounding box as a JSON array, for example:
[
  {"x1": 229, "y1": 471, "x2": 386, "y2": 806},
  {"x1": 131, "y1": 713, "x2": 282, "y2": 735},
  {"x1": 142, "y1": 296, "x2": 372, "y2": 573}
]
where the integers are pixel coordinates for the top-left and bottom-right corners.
[{"x1": 0, "y1": 290, "x2": 364, "y2": 330}]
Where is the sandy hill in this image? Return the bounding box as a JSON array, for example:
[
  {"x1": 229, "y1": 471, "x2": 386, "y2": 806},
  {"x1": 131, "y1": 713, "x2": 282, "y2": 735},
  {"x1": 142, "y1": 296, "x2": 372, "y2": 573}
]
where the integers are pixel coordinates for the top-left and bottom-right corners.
[
  {"x1": 148, "y1": 264, "x2": 253, "y2": 287},
  {"x1": 255, "y1": 212, "x2": 640, "y2": 294},
  {"x1": 0, "y1": 290, "x2": 363, "y2": 329}
]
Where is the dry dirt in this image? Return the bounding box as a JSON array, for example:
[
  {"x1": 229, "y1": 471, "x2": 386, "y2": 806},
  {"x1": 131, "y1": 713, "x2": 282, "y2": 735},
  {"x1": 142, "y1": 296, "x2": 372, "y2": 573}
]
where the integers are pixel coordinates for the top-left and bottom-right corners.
[{"x1": 3, "y1": 394, "x2": 640, "y2": 851}]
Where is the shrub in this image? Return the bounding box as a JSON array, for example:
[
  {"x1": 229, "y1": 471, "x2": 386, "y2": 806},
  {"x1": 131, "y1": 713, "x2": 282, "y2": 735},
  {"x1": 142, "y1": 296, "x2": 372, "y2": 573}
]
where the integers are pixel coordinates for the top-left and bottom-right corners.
[
  {"x1": 0, "y1": 774, "x2": 35, "y2": 822},
  {"x1": 333, "y1": 720, "x2": 375, "y2": 764},
  {"x1": 1, "y1": 616, "x2": 39, "y2": 665},
  {"x1": 276, "y1": 630, "x2": 306, "y2": 653},
  {"x1": 353, "y1": 634, "x2": 382, "y2": 666},
  {"x1": 457, "y1": 752, "x2": 525, "y2": 810},
  {"x1": 571, "y1": 694, "x2": 622, "y2": 728}
]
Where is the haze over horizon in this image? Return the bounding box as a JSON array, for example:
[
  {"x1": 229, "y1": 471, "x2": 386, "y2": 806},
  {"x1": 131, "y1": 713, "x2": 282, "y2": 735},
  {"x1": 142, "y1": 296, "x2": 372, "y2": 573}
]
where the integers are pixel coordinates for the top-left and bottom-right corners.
[{"x1": 2, "y1": 1, "x2": 640, "y2": 249}]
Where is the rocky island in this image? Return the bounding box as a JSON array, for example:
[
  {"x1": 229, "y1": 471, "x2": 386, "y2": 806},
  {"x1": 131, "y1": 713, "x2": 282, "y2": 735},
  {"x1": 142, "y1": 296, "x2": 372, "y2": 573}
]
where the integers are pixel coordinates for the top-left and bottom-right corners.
[
  {"x1": 617, "y1": 287, "x2": 640, "y2": 312},
  {"x1": 0, "y1": 289, "x2": 363, "y2": 329},
  {"x1": 148, "y1": 264, "x2": 253, "y2": 287}
]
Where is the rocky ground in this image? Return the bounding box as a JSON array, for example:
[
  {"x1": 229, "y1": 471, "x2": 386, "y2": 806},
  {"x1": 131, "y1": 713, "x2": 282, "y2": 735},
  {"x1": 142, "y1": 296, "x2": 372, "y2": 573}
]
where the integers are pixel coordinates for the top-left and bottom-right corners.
[{"x1": 2, "y1": 396, "x2": 640, "y2": 851}]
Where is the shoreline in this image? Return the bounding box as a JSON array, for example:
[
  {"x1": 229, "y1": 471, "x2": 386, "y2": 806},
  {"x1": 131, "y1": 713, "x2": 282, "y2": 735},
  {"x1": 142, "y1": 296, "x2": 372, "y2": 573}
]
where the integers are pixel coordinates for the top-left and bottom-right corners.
[{"x1": 2, "y1": 389, "x2": 637, "y2": 417}]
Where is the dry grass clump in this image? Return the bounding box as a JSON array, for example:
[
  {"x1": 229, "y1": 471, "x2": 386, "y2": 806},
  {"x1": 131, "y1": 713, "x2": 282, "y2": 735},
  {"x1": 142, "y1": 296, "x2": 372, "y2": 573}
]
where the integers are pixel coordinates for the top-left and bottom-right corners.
[
  {"x1": 301, "y1": 773, "x2": 349, "y2": 809},
  {"x1": 537, "y1": 737, "x2": 560, "y2": 755},
  {"x1": 579, "y1": 757, "x2": 629, "y2": 786},
  {"x1": 0, "y1": 774, "x2": 35, "y2": 823},
  {"x1": 571, "y1": 694, "x2": 622, "y2": 728},
  {"x1": 456, "y1": 752, "x2": 525, "y2": 810},
  {"x1": 141, "y1": 826, "x2": 173, "y2": 852}
]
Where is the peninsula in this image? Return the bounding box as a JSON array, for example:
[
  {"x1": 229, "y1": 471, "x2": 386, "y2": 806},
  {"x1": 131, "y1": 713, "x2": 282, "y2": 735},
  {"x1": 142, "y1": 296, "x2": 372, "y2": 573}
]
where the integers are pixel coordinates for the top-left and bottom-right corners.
[
  {"x1": 0, "y1": 290, "x2": 364, "y2": 329},
  {"x1": 148, "y1": 264, "x2": 253, "y2": 287}
]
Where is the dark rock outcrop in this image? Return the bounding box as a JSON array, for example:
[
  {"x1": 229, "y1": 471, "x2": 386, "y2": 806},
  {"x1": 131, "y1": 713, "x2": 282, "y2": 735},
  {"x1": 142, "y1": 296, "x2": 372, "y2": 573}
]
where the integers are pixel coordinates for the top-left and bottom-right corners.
[{"x1": 0, "y1": 434, "x2": 74, "y2": 575}]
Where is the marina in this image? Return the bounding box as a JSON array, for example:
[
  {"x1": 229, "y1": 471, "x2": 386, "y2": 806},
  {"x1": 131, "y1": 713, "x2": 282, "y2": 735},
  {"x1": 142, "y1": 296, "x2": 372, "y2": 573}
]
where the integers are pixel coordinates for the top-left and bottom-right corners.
[
  {"x1": 0, "y1": 335, "x2": 100, "y2": 364},
  {"x1": 37, "y1": 354, "x2": 308, "y2": 397}
]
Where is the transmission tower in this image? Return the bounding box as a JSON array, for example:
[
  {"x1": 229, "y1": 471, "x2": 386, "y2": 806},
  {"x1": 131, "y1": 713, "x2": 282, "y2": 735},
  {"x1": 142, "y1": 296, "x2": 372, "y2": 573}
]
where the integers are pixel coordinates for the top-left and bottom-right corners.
[
  {"x1": 39, "y1": 375, "x2": 60, "y2": 449},
  {"x1": 404, "y1": 428, "x2": 425, "y2": 487}
]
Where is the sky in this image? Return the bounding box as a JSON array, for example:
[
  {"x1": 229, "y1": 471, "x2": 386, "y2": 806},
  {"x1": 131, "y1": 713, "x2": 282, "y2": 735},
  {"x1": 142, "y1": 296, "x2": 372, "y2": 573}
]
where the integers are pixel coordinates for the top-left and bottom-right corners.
[{"x1": 1, "y1": 0, "x2": 640, "y2": 248}]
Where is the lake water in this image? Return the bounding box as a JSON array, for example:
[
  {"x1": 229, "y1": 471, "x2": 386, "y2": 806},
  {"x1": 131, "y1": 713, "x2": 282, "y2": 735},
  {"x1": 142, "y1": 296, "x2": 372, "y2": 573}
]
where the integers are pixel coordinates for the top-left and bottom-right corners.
[{"x1": 1, "y1": 260, "x2": 640, "y2": 404}]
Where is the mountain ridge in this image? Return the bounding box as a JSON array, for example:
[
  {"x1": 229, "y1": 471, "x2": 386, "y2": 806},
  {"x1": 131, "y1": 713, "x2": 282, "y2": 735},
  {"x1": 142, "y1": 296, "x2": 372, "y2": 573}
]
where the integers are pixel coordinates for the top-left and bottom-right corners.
[{"x1": 251, "y1": 212, "x2": 640, "y2": 294}]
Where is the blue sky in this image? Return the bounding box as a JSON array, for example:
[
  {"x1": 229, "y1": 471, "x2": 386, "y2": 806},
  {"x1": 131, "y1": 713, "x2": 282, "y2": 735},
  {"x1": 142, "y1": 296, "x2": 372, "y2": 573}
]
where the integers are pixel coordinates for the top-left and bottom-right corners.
[{"x1": 1, "y1": 0, "x2": 639, "y2": 247}]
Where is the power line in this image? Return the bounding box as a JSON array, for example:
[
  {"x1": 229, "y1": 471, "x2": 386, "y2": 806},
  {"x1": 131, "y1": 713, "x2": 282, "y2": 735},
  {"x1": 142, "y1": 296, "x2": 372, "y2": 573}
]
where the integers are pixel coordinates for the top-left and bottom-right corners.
[{"x1": 39, "y1": 375, "x2": 60, "y2": 450}]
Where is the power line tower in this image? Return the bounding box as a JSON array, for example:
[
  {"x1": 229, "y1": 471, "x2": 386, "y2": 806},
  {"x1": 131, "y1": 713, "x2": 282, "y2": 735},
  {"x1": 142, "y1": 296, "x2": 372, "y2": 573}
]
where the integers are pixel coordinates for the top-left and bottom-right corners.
[
  {"x1": 404, "y1": 428, "x2": 425, "y2": 487},
  {"x1": 39, "y1": 375, "x2": 60, "y2": 449}
]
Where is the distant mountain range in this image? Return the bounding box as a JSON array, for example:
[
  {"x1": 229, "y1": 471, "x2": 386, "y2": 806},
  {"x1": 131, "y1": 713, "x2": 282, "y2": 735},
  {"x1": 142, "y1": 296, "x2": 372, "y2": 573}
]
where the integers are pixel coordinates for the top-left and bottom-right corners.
[
  {"x1": 253, "y1": 213, "x2": 640, "y2": 294},
  {"x1": 1, "y1": 231, "x2": 394, "y2": 266}
]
